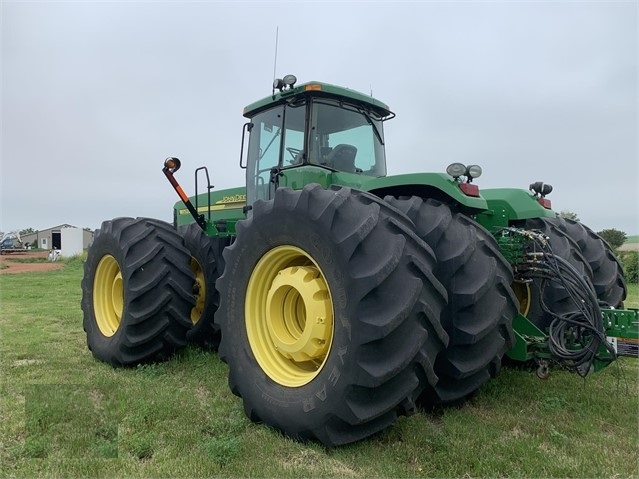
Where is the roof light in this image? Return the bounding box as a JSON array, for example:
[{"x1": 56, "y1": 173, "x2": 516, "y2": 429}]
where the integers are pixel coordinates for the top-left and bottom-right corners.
[
  {"x1": 273, "y1": 78, "x2": 284, "y2": 91},
  {"x1": 529, "y1": 181, "x2": 553, "y2": 197},
  {"x1": 273, "y1": 74, "x2": 298, "y2": 92},
  {"x1": 446, "y1": 162, "x2": 467, "y2": 179},
  {"x1": 466, "y1": 165, "x2": 482, "y2": 180},
  {"x1": 282, "y1": 74, "x2": 297, "y2": 88}
]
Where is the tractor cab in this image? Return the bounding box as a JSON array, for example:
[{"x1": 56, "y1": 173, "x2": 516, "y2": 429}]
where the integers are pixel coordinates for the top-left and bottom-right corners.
[{"x1": 241, "y1": 75, "x2": 394, "y2": 205}]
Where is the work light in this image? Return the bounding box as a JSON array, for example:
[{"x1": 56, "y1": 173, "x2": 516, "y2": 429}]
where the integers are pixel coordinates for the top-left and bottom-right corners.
[{"x1": 446, "y1": 162, "x2": 467, "y2": 179}]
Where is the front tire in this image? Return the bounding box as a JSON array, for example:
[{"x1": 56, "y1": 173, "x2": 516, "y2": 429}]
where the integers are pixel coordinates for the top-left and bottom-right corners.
[
  {"x1": 81, "y1": 217, "x2": 194, "y2": 366},
  {"x1": 385, "y1": 196, "x2": 516, "y2": 405},
  {"x1": 216, "y1": 184, "x2": 448, "y2": 446}
]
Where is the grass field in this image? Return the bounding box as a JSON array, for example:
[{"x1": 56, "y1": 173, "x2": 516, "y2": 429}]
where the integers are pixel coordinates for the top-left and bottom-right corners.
[{"x1": 1, "y1": 259, "x2": 637, "y2": 478}]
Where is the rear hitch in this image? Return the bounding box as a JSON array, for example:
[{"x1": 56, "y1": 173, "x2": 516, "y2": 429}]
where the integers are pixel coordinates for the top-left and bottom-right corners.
[
  {"x1": 536, "y1": 359, "x2": 550, "y2": 379},
  {"x1": 500, "y1": 227, "x2": 637, "y2": 377}
]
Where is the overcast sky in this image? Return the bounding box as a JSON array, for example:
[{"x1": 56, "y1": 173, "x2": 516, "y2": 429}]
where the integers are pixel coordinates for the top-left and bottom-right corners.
[{"x1": 1, "y1": 1, "x2": 637, "y2": 235}]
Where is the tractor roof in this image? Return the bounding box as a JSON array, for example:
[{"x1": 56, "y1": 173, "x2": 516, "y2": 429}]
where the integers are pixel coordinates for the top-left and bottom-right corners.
[{"x1": 243, "y1": 81, "x2": 394, "y2": 120}]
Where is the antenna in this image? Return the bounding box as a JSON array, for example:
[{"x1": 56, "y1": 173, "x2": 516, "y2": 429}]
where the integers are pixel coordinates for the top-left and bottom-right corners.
[{"x1": 272, "y1": 27, "x2": 279, "y2": 95}]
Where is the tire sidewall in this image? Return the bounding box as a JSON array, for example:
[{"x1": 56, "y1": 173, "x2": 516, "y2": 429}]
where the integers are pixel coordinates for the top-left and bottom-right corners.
[
  {"x1": 220, "y1": 211, "x2": 359, "y2": 430},
  {"x1": 83, "y1": 225, "x2": 132, "y2": 363}
]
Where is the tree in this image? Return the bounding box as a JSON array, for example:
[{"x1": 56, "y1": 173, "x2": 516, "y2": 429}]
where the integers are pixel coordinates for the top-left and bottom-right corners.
[
  {"x1": 558, "y1": 210, "x2": 580, "y2": 221},
  {"x1": 619, "y1": 251, "x2": 638, "y2": 283},
  {"x1": 597, "y1": 228, "x2": 627, "y2": 250},
  {"x1": 19, "y1": 227, "x2": 35, "y2": 235}
]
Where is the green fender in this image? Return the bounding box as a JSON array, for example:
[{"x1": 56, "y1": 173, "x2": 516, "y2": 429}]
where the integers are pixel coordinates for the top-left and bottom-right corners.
[
  {"x1": 276, "y1": 168, "x2": 489, "y2": 215},
  {"x1": 337, "y1": 172, "x2": 489, "y2": 215},
  {"x1": 476, "y1": 188, "x2": 556, "y2": 230}
]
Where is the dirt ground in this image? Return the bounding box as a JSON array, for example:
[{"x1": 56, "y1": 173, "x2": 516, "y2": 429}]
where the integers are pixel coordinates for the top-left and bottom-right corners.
[
  {"x1": 0, "y1": 251, "x2": 64, "y2": 274},
  {"x1": 618, "y1": 243, "x2": 639, "y2": 252}
]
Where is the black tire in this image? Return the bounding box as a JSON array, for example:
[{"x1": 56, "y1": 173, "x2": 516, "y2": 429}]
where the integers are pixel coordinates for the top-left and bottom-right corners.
[
  {"x1": 385, "y1": 196, "x2": 517, "y2": 405},
  {"x1": 81, "y1": 217, "x2": 194, "y2": 366},
  {"x1": 216, "y1": 184, "x2": 448, "y2": 446},
  {"x1": 513, "y1": 217, "x2": 593, "y2": 331},
  {"x1": 548, "y1": 217, "x2": 627, "y2": 307},
  {"x1": 180, "y1": 223, "x2": 228, "y2": 350}
]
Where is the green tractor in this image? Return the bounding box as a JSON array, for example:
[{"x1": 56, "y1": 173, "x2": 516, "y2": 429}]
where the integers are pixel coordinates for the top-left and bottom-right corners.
[{"x1": 82, "y1": 75, "x2": 636, "y2": 446}]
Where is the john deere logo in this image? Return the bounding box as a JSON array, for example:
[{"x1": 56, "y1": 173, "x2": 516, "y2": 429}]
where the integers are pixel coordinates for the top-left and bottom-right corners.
[
  {"x1": 178, "y1": 194, "x2": 246, "y2": 216},
  {"x1": 218, "y1": 194, "x2": 246, "y2": 204}
]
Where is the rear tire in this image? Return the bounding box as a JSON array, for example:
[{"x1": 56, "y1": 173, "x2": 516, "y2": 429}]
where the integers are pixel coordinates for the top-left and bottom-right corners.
[
  {"x1": 513, "y1": 217, "x2": 592, "y2": 331},
  {"x1": 385, "y1": 196, "x2": 516, "y2": 405},
  {"x1": 180, "y1": 223, "x2": 227, "y2": 350},
  {"x1": 548, "y1": 217, "x2": 626, "y2": 307},
  {"x1": 216, "y1": 184, "x2": 448, "y2": 446},
  {"x1": 81, "y1": 217, "x2": 194, "y2": 366}
]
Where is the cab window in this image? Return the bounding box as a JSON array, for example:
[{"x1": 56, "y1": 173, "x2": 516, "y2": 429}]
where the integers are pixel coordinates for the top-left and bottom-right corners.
[
  {"x1": 246, "y1": 101, "x2": 307, "y2": 203},
  {"x1": 308, "y1": 100, "x2": 386, "y2": 176}
]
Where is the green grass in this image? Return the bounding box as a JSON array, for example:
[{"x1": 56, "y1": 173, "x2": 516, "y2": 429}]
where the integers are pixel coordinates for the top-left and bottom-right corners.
[
  {"x1": 1, "y1": 261, "x2": 637, "y2": 478},
  {"x1": 626, "y1": 235, "x2": 638, "y2": 244},
  {"x1": 626, "y1": 283, "x2": 639, "y2": 309}
]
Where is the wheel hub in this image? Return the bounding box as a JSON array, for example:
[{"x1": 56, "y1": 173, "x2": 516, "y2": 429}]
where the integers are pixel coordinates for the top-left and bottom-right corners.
[
  {"x1": 245, "y1": 246, "x2": 334, "y2": 387},
  {"x1": 93, "y1": 255, "x2": 123, "y2": 337},
  {"x1": 266, "y1": 266, "x2": 331, "y2": 362}
]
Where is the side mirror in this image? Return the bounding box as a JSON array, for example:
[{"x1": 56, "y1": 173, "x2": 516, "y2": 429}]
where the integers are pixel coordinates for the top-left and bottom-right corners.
[{"x1": 239, "y1": 122, "x2": 253, "y2": 169}]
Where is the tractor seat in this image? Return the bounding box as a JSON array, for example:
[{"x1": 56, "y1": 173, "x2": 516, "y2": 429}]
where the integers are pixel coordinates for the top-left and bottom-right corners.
[{"x1": 325, "y1": 144, "x2": 357, "y2": 173}]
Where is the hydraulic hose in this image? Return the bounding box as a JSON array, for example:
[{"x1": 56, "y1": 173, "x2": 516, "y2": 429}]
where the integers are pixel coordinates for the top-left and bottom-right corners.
[{"x1": 500, "y1": 227, "x2": 616, "y2": 376}]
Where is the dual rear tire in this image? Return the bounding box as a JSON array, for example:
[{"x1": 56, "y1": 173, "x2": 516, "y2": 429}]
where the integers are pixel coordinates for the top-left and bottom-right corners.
[
  {"x1": 385, "y1": 197, "x2": 517, "y2": 405},
  {"x1": 82, "y1": 218, "x2": 228, "y2": 366},
  {"x1": 216, "y1": 184, "x2": 448, "y2": 446}
]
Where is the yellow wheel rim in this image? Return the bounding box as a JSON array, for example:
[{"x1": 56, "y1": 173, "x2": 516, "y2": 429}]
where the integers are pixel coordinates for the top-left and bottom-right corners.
[
  {"x1": 93, "y1": 255, "x2": 124, "y2": 337},
  {"x1": 512, "y1": 282, "x2": 532, "y2": 317},
  {"x1": 246, "y1": 246, "x2": 334, "y2": 387},
  {"x1": 190, "y1": 257, "x2": 206, "y2": 325}
]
